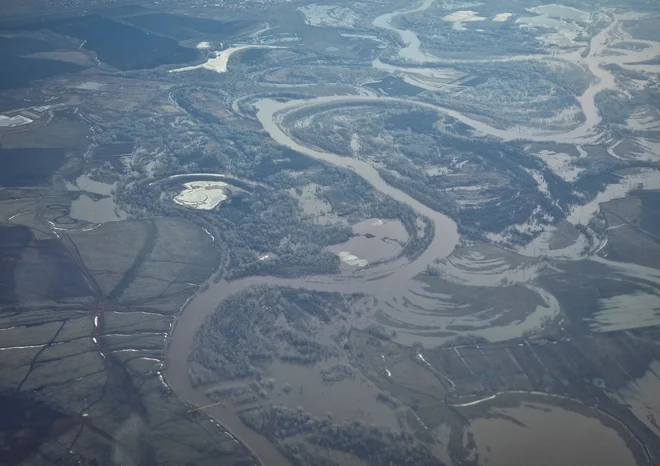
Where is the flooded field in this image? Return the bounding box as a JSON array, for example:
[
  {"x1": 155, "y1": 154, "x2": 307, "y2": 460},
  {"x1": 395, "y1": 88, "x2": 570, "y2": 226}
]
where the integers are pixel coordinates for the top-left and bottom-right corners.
[
  {"x1": 467, "y1": 400, "x2": 636, "y2": 466},
  {"x1": 262, "y1": 358, "x2": 400, "y2": 427},
  {"x1": 328, "y1": 218, "x2": 408, "y2": 267},
  {"x1": 288, "y1": 183, "x2": 340, "y2": 225},
  {"x1": 66, "y1": 174, "x2": 126, "y2": 224},
  {"x1": 611, "y1": 361, "x2": 660, "y2": 439},
  {"x1": 158, "y1": 1, "x2": 660, "y2": 465}
]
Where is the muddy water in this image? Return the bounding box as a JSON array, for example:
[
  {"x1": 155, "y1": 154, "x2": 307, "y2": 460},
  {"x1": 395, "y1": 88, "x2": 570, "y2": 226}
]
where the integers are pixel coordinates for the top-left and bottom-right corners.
[
  {"x1": 264, "y1": 359, "x2": 399, "y2": 427},
  {"x1": 371, "y1": 0, "x2": 435, "y2": 63},
  {"x1": 163, "y1": 4, "x2": 660, "y2": 465},
  {"x1": 165, "y1": 93, "x2": 461, "y2": 465},
  {"x1": 568, "y1": 169, "x2": 660, "y2": 225},
  {"x1": 256, "y1": 97, "x2": 460, "y2": 274},
  {"x1": 373, "y1": 6, "x2": 659, "y2": 143},
  {"x1": 165, "y1": 88, "x2": 613, "y2": 465},
  {"x1": 518, "y1": 168, "x2": 660, "y2": 259},
  {"x1": 328, "y1": 218, "x2": 408, "y2": 264},
  {"x1": 67, "y1": 175, "x2": 126, "y2": 224},
  {"x1": 469, "y1": 401, "x2": 637, "y2": 466},
  {"x1": 610, "y1": 361, "x2": 660, "y2": 438}
]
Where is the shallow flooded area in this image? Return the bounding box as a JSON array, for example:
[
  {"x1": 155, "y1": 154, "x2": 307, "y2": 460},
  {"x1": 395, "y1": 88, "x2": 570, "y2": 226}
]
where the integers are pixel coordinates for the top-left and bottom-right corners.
[
  {"x1": 67, "y1": 174, "x2": 126, "y2": 224},
  {"x1": 263, "y1": 358, "x2": 400, "y2": 427},
  {"x1": 69, "y1": 194, "x2": 125, "y2": 224},
  {"x1": 328, "y1": 218, "x2": 408, "y2": 266},
  {"x1": 467, "y1": 401, "x2": 636, "y2": 466},
  {"x1": 611, "y1": 361, "x2": 660, "y2": 438}
]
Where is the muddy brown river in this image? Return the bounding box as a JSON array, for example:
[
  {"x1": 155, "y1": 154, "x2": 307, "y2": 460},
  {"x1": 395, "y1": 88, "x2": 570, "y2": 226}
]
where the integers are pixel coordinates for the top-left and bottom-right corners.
[{"x1": 162, "y1": 1, "x2": 658, "y2": 463}]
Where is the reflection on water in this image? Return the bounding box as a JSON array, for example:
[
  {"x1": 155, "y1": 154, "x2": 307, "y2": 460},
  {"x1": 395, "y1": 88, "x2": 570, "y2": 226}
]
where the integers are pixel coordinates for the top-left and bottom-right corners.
[
  {"x1": 70, "y1": 194, "x2": 125, "y2": 224},
  {"x1": 164, "y1": 3, "x2": 660, "y2": 464},
  {"x1": 469, "y1": 401, "x2": 636, "y2": 466},
  {"x1": 67, "y1": 174, "x2": 126, "y2": 224}
]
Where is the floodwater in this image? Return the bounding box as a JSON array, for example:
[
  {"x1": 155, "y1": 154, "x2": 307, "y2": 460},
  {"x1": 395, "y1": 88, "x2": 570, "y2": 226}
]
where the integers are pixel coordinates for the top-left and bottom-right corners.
[
  {"x1": 67, "y1": 175, "x2": 126, "y2": 224},
  {"x1": 468, "y1": 401, "x2": 636, "y2": 466},
  {"x1": 518, "y1": 168, "x2": 660, "y2": 259},
  {"x1": 328, "y1": 218, "x2": 408, "y2": 265},
  {"x1": 255, "y1": 97, "x2": 460, "y2": 275},
  {"x1": 591, "y1": 291, "x2": 660, "y2": 332},
  {"x1": 163, "y1": 1, "x2": 660, "y2": 464},
  {"x1": 69, "y1": 195, "x2": 125, "y2": 224},
  {"x1": 611, "y1": 361, "x2": 660, "y2": 438},
  {"x1": 372, "y1": 0, "x2": 435, "y2": 63},
  {"x1": 388, "y1": 276, "x2": 560, "y2": 346},
  {"x1": 567, "y1": 169, "x2": 660, "y2": 226},
  {"x1": 264, "y1": 358, "x2": 399, "y2": 427},
  {"x1": 164, "y1": 92, "x2": 461, "y2": 465},
  {"x1": 371, "y1": 0, "x2": 468, "y2": 90}
]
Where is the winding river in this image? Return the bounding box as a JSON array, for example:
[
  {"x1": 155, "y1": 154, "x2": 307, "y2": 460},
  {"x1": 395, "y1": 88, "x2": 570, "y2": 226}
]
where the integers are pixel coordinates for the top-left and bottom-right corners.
[{"x1": 163, "y1": 1, "x2": 660, "y2": 464}]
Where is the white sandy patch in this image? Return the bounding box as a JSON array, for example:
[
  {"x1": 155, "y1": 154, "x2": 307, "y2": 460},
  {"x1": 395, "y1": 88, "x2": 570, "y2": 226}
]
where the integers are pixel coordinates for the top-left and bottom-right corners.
[
  {"x1": 528, "y1": 4, "x2": 590, "y2": 22},
  {"x1": 173, "y1": 181, "x2": 228, "y2": 210},
  {"x1": 443, "y1": 10, "x2": 487, "y2": 31},
  {"x1": 196, "y1": 41, "x2": 212, "y2": 50},
  {"x1": 170, "y1": 45, "x2": 283, "y2": 74},
  {"x1": 535, "y1": 149, "x2": 585, "y2": 182},
  {"x1": 337, "y1": 251, "x2": 368, "y2": 267},
  {"x1": 492, "y1": 13, "x2": 513, "y2": 22},
  {"x1": 444, "y1": 10, "x2": 487, "y2": 22}
]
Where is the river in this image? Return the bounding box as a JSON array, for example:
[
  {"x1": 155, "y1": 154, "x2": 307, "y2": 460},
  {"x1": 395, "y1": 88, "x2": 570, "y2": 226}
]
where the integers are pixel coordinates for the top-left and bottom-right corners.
[
  {"x1": 163, "y1": 1, "x2": 659, "y2": 464},
  {"x1": 164, "y1": 89, "x2": 462, "y2": 466},
  {"x1": 371, "y1": 0, "x2": 435, "y2": 62}
]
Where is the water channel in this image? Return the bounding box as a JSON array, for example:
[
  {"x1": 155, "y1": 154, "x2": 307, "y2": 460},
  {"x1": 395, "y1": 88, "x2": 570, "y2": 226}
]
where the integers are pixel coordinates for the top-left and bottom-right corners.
[{"x1": 163, "y1": 1, "x2": 659, "y2": 464}]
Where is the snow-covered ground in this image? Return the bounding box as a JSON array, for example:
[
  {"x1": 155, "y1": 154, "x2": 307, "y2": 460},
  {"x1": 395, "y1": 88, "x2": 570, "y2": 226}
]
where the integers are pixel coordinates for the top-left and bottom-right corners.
[
  {"x1": 0, "y1": 115, "x2": 32, "y2": 127},
  {"x1": 492, "y1": 13, "x2": 513, "y2": 22},
  {"x1": 443, "y1": 10, "x2": 487, "y2": 31},
  {"x1": 170, "y1": 45, "x2": 282, "y2": 74},
  {"x1": 297, "y1": 4, "x2": 359, "y2": 28}
]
